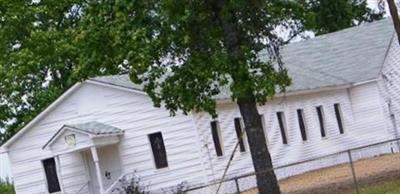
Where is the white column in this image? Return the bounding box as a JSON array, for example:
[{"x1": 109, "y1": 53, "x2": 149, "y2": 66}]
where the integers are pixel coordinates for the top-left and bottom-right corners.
[
  {"x1": 55, "y1": 155, "x2": 65, "y2": 194},
  {"x1": 90, "y1": 146, "x2": 105, "y2": 194}
]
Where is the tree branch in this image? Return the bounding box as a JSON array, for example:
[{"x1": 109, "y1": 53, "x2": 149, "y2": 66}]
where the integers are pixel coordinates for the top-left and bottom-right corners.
[{"x1": 387, "y1": 0, "x2": 400, "y2": 45}]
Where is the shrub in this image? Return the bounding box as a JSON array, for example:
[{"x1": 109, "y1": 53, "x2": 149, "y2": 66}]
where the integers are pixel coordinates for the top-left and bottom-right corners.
[
  {"x1": 111, "y1": 171, "x2": 189, "y2": 194},
  {"x1": 0, "y1": 178, "x2": 15, "y2": 194},
  {"x1": 173, "y1": 181, "x2": 188, "y2": 194},
  {"x1": 162, "y1": 181, "x2": 188, "y2": 194},
  {"x1": 111, "y1": 172, "x2": 149, "y2": 194}
]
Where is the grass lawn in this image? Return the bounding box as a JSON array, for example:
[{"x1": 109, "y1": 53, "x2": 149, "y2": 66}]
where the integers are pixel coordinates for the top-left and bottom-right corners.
[
  {"x1": 244, "y1": 154, "x2": 400, "y2": 194},
  {"x1": 340, "y1": 179, "x2": 400, "y2": 194}
]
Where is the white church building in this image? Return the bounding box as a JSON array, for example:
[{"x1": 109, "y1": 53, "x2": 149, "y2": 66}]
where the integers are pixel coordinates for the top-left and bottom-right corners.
[{"x1": 1, "y1": 18, "x2": 400, "y2": 194}]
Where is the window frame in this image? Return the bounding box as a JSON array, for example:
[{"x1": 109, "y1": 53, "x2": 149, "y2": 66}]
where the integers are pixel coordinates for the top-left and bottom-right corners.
[
  {"x1": 316, "y1": 106, "x2": 326, "y2": 138},
  {"x1": 297, "y1": 109, "x2": 308, "y2": 141},
  {"x1": 148, "y1": 132, "x2": 169, "y2": 169},
  {"x1": 276, "y1": 112, "x2": 288, "y2": 144},
  {"x1": 334, "y1": 103, "x2": 345, "y2": 134},
  {"x1": 234, "y1": 117, "x2": 246, "y2": 152},
  {"x1": 210, "y1": 121, "x2": 224, "y2": 157},
  {"x1": 42, "y1": 157, "x2": 62, "y2": 194}
]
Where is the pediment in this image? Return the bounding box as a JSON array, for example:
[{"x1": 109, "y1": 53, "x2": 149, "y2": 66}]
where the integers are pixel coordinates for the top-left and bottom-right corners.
[{"x1": 42, "y1": 122, "x2": 123, "y2": 155}]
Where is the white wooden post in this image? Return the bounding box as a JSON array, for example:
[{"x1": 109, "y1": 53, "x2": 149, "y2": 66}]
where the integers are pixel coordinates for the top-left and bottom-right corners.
[
  {"x1": 91, "y1": 146, "x2": 105, "y2": 194},
  {"x1": 55, "y1": 155, "x2": 65, "y2": 194}
]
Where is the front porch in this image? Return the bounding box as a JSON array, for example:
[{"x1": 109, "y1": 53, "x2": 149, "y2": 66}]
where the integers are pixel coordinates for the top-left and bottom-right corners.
[{"x1": 43, "y1": 121, "x2": 124, "y2": 194}]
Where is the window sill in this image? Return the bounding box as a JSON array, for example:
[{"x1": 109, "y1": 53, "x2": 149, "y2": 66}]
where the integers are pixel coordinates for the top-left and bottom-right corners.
[
  {"x1": 153, "y1": 166, "x2": 170, "y2": 173},
  {"x1": 237, "y1": 151, "x2": 248, "y2": 157}
]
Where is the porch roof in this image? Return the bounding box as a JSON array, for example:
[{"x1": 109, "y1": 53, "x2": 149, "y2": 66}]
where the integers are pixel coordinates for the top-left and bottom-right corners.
[
  {"x1": 65, "y1": 121, "x2": 123, "y2": 135},
  {"x1": 42, "y1": 121, "x2": 124, "y2": 150}
]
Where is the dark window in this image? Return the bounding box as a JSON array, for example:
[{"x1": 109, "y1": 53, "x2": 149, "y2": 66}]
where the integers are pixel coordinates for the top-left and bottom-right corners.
[
  {"x1": 211, "y1": 121, "x2": 223, "y2": 156},
  {"x1": 234, "y1": 118, "x2": 246, "y2": 152},
  {"x1": 334, "y1": 103, "x2": 345, "y2": 134},
  {"x1": 316, "y1": 106, "x2": 326, "y2": 138},
  {"x1": 277, "y1": 112, "x2": 288, "y2": 144},
  {"x1": 42, "y1": 158, "x2": 61, "y2": 193},
  {"x1": 297, "y1": 109, "x2": 307, "y2": 141},
  {"x1": 149, "y1": 132, "x2": 168, "y2": 169}
]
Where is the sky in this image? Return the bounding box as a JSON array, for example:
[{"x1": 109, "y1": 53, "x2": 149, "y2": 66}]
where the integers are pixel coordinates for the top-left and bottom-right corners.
[
  {"x1": 368, "y1": 0, "x2": 382, "y2": 9},
  {"x1": 0, "y1": 0, "x2": 395, "y2": 181}
]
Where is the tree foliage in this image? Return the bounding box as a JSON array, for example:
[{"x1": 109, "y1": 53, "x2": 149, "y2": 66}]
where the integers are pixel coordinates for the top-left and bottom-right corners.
[
  {"x1": 0, "y1": 0, "x2": 383, "y2": 144},
  {"x1": 0, "y1": 0, "x2": 384, "y2": 193},
  {"x1": 0, "y1": 0, "x2": 129, "y2": 143},
  {"x1": 299, "y1": 0, "x2": 384, "y2": 36}
]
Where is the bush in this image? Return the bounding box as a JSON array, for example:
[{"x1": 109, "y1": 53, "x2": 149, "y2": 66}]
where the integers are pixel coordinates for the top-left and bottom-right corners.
[
  {"x1": 0, "y1": 178, "x2": 15, "y2": 194},
  {"x1": 111, "y1": 172, "x2": 149, "y2": 194},
  {"x1": 110, "y1": 171, "x2": 189, "y2": 194},
  {"x1": 162, "y1": 181, "x2": 188, "y2": 194}
]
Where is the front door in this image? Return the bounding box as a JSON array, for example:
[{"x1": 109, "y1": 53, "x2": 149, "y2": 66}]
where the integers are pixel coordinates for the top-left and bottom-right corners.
[
  {"x1": 97, "y1": 145, "x2": 122, "y2": 188},
  {"x1": 82, "y1": 151, "x2": 100, "y2": 194},
  {"x1": 81, "y1": 145, "x2": 122, "y2": 193}
]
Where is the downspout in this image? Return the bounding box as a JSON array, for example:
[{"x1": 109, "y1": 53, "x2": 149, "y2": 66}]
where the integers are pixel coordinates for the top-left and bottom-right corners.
[
  {"x1": 388, "y1": 100, "x2": 400, "y2": 151},
  {"x1": 380, "y1": 73, "x2": 400, "y2": 151}
]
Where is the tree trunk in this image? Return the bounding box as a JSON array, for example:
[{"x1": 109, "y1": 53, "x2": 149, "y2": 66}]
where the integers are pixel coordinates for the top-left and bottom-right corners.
[
  {"x1": 209, "y1": 0, "x2": 281, "y2": 193},
  {"x1": 237, "y1": 97, "x2": 281, "y2": 194},
  {"x1": 387, "y1": 0, "x2": 400, "y2": 45}
]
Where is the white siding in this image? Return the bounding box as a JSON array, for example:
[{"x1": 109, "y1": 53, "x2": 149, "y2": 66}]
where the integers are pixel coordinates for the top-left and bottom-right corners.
[
  {"x1": 7, "y1": 83, "x2": 207, "y2": 194},
  {"x1": 192, "y1": 83, "x2": 393, "y2": 193},
  {"x1": 58, "y1": 152, "x2": 90, "y2": 193},
  {"x1": 381, "y1": 36, "x2": 400, "y2": 139},
  {"x1": 6, "y1": 75, "x2": 397, "y2": 194},
  {"x1": 0, "y1": 153, "x2": 12, "y2": 180}
]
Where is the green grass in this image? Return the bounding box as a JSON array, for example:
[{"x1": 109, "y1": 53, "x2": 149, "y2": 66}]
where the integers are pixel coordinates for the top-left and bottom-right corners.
[{"x1": 341, "y1": 179, "x2": 400, "y2": 194}]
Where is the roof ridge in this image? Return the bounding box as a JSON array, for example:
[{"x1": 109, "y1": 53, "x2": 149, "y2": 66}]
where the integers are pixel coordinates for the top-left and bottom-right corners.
[
  {"x1": 286, "y1": 18, "x2": 391, "y2": 47},
  {"x1": 89, "y1": 73, "x2": 128, "y2": 80}
]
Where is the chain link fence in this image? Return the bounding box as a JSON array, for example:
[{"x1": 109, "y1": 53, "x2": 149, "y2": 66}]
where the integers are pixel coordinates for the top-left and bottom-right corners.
[{"x1": 184, "y1": 138, "x2": 400, "y2": 194}]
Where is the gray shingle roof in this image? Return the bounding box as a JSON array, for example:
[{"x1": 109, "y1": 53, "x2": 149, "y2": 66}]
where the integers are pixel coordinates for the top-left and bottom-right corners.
[
  {"x1": 65, "y1": 121, "x2": 123, "y2": 135},
  {"x1": 90, "y1": 19, "x2": 395, "y2": 99},
  {"x1": 276, "y1": 18, "x2": 394, "y2": 92},
  {"x1": 91, "y1": 74, "x2": 142, "y2": 91}
]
